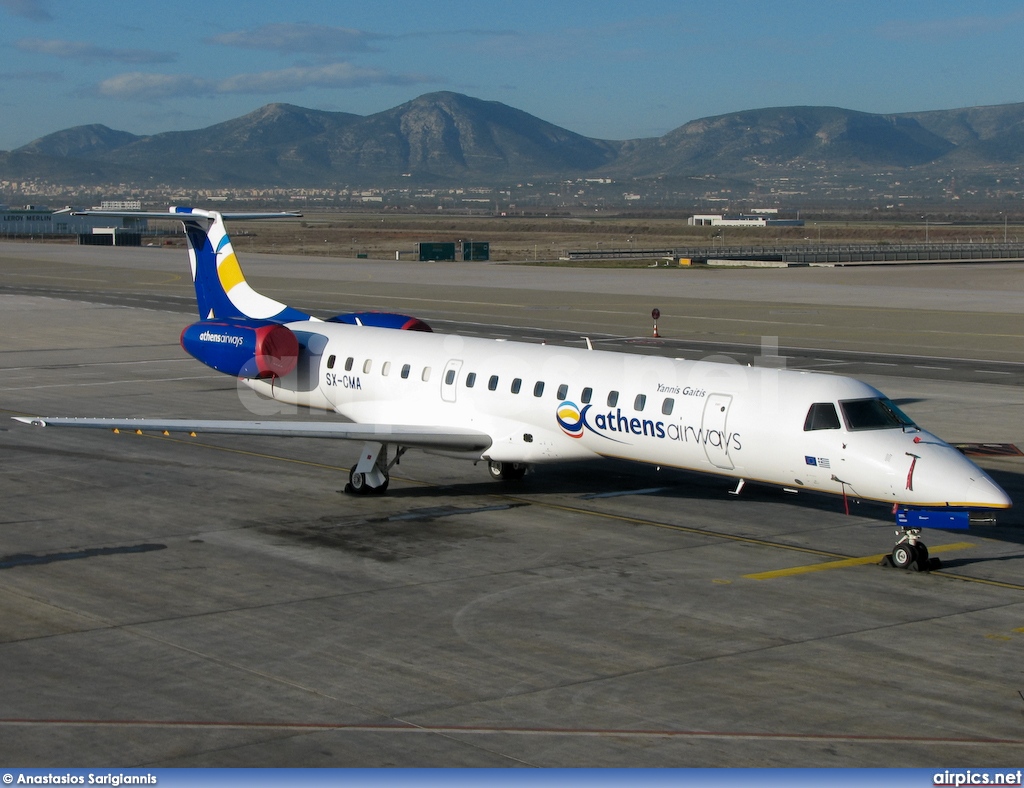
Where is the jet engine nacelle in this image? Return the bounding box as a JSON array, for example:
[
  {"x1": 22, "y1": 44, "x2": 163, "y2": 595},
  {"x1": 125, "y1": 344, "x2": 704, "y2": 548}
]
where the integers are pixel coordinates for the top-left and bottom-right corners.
[
  {"x1": 180, "y1": 319, "x2": 299, "y2": 379},
  {"x1": 327, "y1": 312, "x2": 432, "y2": 332}
]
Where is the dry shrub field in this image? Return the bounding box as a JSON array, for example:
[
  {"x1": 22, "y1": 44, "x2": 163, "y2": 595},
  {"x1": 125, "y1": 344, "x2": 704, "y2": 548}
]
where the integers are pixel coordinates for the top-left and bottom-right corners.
[{"x1": 221, "y1": 213, "x2": 1017, "y2": 263}]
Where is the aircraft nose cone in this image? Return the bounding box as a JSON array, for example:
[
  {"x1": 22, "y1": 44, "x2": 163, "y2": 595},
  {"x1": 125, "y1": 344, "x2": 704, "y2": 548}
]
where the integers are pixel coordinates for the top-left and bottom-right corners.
[{"x1": 965, "y1": 473, "x2": 1012, "y2": 509}]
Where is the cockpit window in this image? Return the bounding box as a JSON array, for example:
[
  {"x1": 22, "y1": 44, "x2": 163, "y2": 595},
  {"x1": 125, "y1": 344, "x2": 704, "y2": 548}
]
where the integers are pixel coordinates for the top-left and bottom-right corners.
[
  {"x1": 840, "y1": 398, "x2": 916, "y2": 431},
  {"x1": 804, "y1": 402, "x2": 841, "y2": 431}
]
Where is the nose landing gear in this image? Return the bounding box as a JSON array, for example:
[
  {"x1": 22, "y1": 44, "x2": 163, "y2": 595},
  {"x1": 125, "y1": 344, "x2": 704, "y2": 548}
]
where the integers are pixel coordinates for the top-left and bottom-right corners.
[{"x1": 883, "y1": 526, "x2": 940, "y2": 571}]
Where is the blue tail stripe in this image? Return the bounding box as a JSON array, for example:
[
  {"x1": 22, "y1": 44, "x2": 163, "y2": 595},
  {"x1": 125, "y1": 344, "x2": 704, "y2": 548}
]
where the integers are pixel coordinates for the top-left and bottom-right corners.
[{"x1": 183, "y1": 221, "x2": 228, "y2": 320}]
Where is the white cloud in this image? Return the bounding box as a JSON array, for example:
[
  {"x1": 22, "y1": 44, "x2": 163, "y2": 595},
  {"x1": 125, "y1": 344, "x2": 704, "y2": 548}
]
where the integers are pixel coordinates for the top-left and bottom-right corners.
[
  {"x1": 217, "y1": 62, "x2": 426, "y2": 93},
  {"x1": 97, "y1": 62, "x2": 434, "y2": 100},
  {"x1": 17, "y1": 38, "x2": 177, "y2": 64},
  {"x1": 97, "y1": 72, "x2": 214, "y2": 100},
  {"x1": 208, "y1": 23, "x2": 388, "y2": 54},
  {"x1": 875, "y1": 11, "x2": 1024, "y2": 40},
  {"x1": 0, "y1": 0, "x2": 52, "y2": 22},
  {"x1": 0, "y1": 68, "x2": 62, "y2": 82}
]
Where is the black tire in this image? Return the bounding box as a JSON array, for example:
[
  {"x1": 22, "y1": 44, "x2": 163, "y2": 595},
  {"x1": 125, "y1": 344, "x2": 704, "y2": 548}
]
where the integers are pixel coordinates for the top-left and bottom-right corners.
[
  {"x1": 916, "y1": 543, "x2": 929, "y2": 563},
  {"x1": 891, "y1": 543, "x2": 916, "y2": 569},
  {"x1": 503, "y1": 462, "x2": 526, "y2": 480},
  {"x1": 488, "y1": 461, "x2": 526, "y2": 481},
  {"x1": 348, "y1": 468, "x2": 368, "y2": 495}
]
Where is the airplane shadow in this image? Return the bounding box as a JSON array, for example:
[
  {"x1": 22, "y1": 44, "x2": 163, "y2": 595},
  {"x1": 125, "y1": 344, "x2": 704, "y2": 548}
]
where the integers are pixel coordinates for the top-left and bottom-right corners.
[
  {"x1": 379, "y1": 459, "x2": 878, "y2": 515},
  {"x1": 375, "y1": 457, "x2": 1024, "y2": 547},
  {"x1": 933, "y1": 553, "x2": 1024, "y2": 569}
]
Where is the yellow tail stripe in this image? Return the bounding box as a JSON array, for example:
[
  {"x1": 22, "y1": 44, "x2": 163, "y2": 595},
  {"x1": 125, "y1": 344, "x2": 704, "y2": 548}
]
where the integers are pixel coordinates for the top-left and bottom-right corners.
[{"x1": 217, "y1": 252, "x2": 245, "y2": 293}]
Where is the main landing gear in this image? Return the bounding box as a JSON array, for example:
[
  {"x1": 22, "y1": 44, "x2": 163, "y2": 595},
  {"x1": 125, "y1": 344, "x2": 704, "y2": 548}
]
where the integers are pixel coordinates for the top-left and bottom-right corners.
[
  {"x1": 345, "y1": 441, "x2": 405, "y2": 496},
  {"x1": 347, "y1": 465, "x2": 389, "y2": 494},
  {"x1": 883, "y1": 527, "x2": 940, "y2": 571},
  {"x1": 486, "y1": 461, "x2": 527, "y2": 481},
  {"x1": 344, "y1": 445, "x2": 529, "y2": 495}
]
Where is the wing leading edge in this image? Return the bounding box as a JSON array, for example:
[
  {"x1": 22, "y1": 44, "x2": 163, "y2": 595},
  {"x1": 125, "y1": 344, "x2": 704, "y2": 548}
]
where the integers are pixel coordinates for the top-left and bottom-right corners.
[{"x1": 12, "y1": 417, "x2": 492, "y2": 453}]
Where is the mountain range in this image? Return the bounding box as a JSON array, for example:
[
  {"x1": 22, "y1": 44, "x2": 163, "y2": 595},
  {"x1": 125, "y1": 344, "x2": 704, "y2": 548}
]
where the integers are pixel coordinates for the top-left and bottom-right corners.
[{"x1": 3, "y1": 91, "x2": 1024, "y2": 191}]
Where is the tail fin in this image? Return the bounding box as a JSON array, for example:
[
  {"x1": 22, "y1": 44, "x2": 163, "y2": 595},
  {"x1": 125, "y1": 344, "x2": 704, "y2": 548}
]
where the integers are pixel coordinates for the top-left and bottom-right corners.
[
  {"x1": 172, "y1": 208, "x2": 309, "y2": 322},
  {"x1": 73, "y1": 207, "x2": 309, "y2": 323}
]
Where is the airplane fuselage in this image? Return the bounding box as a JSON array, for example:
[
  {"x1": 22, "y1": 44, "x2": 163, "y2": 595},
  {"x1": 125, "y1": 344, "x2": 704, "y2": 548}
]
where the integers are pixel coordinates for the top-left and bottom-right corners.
[
  {"x1": 246, "y1": 321, "x2": 1006, "y2": 510},
  {"x1": 17, "y1": 207, "x2": 1009, "y2": 571}
]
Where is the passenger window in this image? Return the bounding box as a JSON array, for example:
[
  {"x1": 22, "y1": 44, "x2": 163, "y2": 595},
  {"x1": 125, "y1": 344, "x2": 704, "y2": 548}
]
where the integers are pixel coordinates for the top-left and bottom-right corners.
[
  {"x1": 422, "y1": 367, "x2": 431, "y2": 382},
  {"x1": 488, "y1": 375, "x2": 498, "y2": 391},
  {"x1": 363, "y1": 359, "x2": 372, "y2": 374},
  {"x1": 466, "y1": 372, "x2": 476, "y2": 388},
  {"x1": 381, "y1": 361, "x2": 391, "y2": 376},
  {"x1": 344, "y1": 357, "x2": 354, "y2": 372},
  {"x1": 607, "y1": 391, "x2": 619, "y2": 407},
  {"x1": 662, "y1": 398, "x2": 675, "y2": 416},
  {"x1": 557, "y1": 383, "x2": 568, "y2": 400},
  {"x1": 401, "y1": 364, "x2": 410, "y2": 379},
  {"x1": 511, "y1": 378, "x2": 522, "y2": 394},
  {"x1": 804, "y1": 402, "x2": 842, "y2": 431},
  {"x1": 581, "y1": 387, "x2": 593, "y2": 404},
  {"x1": 634, "y1": 394, "x2": 646, "y2": 411},
  {"x1": 534, "y1": 381, "x2": 545, "y2": 397},
  {"x1": 326, "y1": 355, "x2": 336, "y2": 370},
  {"x1": 445, "y1": 369, "x2": 456, "y2": 385}
]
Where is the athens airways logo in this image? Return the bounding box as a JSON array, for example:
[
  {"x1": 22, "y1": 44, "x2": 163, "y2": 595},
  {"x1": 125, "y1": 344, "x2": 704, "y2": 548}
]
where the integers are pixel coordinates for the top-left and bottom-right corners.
[
  {"x1": 556, "y1": 401, "x2": 586, "y2": 438},
  {"x1": 555, "y1": 400, "x2": 743, "y2": 451}
]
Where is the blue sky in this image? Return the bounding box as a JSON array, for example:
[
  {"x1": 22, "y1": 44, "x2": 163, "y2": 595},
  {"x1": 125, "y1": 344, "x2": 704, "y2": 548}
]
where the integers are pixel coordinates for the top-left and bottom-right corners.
[{"x1": 1, "y1": 0, "x2": 1023, "y2": 150}]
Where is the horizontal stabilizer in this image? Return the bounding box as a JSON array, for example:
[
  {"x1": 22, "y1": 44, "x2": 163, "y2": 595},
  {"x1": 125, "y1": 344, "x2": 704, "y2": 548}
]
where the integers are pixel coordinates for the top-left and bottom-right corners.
[
  {"x1": 71, "y1": 209, "x2": 302, "y2": 220},
  {"x1": 12, "y1": 417, "x2": 492, "y2": 453}
]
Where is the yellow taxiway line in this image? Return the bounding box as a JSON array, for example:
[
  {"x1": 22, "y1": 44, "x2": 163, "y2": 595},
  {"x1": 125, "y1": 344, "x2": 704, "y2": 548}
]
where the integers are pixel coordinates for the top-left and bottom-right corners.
[{"x1": 744, "y1": 542, "x2": 974, "y2": 580}]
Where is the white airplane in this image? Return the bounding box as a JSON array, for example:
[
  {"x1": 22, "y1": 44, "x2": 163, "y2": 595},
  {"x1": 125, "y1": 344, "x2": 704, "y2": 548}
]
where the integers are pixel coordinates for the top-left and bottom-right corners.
[{"x1": 14, "y1": 208, "x2": 1012, "y2": 570}]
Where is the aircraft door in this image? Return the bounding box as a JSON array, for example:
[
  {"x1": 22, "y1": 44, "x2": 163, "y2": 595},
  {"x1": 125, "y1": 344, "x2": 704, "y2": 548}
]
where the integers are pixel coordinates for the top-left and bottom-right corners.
[
  {"x1": 701, "y1": 393, "x2": 734, "y2": 470},
  {"x1": 294, "y1": 331, "x2": 327, "y2": 392},
  {"x1": 441, "y1": 359, "x2": 463, "y2": 403}
]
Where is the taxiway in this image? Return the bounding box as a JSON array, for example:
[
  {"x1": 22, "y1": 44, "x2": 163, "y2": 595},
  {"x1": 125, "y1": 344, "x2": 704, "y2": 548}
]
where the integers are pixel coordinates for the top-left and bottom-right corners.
[{"x1": 1, "y1": 242, "x2": 1023, "y2": 766}]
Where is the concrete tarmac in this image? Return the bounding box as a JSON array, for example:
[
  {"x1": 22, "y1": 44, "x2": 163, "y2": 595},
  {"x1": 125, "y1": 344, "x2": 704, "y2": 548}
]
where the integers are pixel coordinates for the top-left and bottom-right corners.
[{"x1": 1, "y1": 242, "x2": 1024, "y2": 766}]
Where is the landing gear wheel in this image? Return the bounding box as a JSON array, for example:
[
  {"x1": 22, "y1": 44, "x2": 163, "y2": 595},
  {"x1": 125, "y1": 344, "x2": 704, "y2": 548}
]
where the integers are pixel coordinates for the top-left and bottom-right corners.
[
  {"x1": 348, "y1": 468, "x2": 369, "y2": 495},
  {"x1": 487, "y1": 461, "x2": 526, "y2": 481},
  {"x1": 891, "y1": 542, "x2": 917, "y2": 569},
  {"x1": 347, "y1": 467, "x2": 390, "y2": 495},
  {"x1": 889, "y1": 528, "x2": 931, "y2": 570}
]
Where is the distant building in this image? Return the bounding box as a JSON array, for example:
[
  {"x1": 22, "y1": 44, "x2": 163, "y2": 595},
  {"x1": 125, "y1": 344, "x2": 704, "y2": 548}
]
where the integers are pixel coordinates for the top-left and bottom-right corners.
[
  {"x1": 0, "y1": 205, "x2": 146, "y2": 236},
  {"x1": 688, "y1": 214, "x2": 766, "y2": 227},
  {"x1": 98, "y1": 200, "x2": 142, "y2": 211},
  {"x1": 687, "y1": 213, "x2": 803, "y2": 228},
  {"x1": 78, "y1": 227, "x2": 143, "y2": 247}
]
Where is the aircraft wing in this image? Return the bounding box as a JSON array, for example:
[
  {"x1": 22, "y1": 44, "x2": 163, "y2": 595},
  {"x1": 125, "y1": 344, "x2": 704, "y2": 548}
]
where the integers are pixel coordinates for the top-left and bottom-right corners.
[{"x1": 12, "y1": 417, "x2": 492, "y2": 452}]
